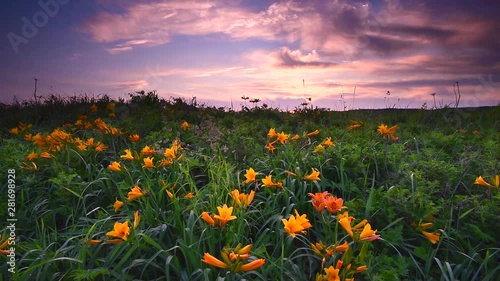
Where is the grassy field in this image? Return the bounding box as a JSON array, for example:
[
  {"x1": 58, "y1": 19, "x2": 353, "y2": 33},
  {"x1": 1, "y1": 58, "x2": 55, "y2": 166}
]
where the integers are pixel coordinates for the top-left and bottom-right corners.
[{"x1": 1, "y1": 91, "x2": 499, "y2": 280}]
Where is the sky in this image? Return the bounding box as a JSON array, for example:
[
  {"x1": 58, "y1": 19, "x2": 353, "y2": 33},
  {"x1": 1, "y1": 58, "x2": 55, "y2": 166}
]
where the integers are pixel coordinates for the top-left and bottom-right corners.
[{"x1": 1, "y1": 0, "x2": 499, "y2": 110}]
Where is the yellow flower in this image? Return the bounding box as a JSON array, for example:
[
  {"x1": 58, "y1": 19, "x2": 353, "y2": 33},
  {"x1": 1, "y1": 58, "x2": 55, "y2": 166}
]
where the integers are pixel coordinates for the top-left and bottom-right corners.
[
  {"x1": 106, "y1": 221, "x2": 130, "y2": 241},
  {"x1": 120, "y1": 149, "x2": 134, "y2": 161},
  {"x1": 142, "y1": 157, "x2": 155, "y2": 169},
  {"x1": 304, "y1": 168, "x2": 321, "y2": 181},
  {"x1": 133, "y1": 210, "x2": 140, "y2": 229},
  {"x1": 421, "y1": 230, "x2": 441, "y2": 244},
  {"x1": 213, "y1": 204, "x2": 237, "y2": 227},
  {"x1": 313, "y1": 144, "x2": 325, "y2": 153},
  {"x1": 491, "y1": 175, "x2": 500, "y2": 188},
  {"x1": 113, "y1": 198, "x2": 124, "y2": 212},
  {"x1": 243, "y1": 167, "x2": 257, "y2": 184},
  {"x1": 231, "y1": 189, "x2": 255, "y2": 208},
  {"x1": 282, "y1": 210, "x2": 312, "y2": 238},
  {"x1": 89, "y1": 104, "x2": 98, "y2": 112},
  {"x1": 107, "y1": 161, "x2": 122, "y2": 172},
  {"x1": 127, "y1": 185, "x2": 145, "y2": 200},
  {"x1": 181, "y1": 121, "x2": 190, "y2": 130}
]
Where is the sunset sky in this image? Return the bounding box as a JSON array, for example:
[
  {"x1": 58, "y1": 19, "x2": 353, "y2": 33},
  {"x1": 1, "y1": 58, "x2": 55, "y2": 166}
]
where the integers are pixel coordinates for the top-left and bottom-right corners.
[{"x1": 1, "y1": 0, "x2": 499, "y2": 110}]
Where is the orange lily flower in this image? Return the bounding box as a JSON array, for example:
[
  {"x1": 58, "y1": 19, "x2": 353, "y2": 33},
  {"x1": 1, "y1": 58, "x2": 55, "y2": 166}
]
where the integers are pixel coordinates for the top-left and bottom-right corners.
[
  {"x1": 359, "y1": 223, "x2": 380, "y2": 241},
  {"x1": 267, "y1": 128, "x2": 278, "y2": 138},
  {"x1": 282, "y1": 210, "x2": 312, "y2": 238},
  {"x1": 113, "y1": 198, "x2": 123, "y2": 212},
  {"x1": 142, "y1": 157, "x2": 155, "y2": 169},
  {"x1": 243, "y1": 167, "x2": 257, "y2": 184},
  {"x1": 306, "y1": 129, "x2": 320, "y2": 137},
  {"x1": 181, "y1": 121, "x2": 190, "y2": 130},
  {"x1": 106, "y1": 221, "x2": 130, "y2": 241},
  {"x1": 107, "y1": 161, "x2": 122, "y2": 172},
  {"x1": 141, "y1": 145, "x2": 156, "y2": 156},
  {"x1": 213, "y1": 204, "x2": 237, "y2": 227},
  {"x1": 120, "y1": 149, "x2": 134, "y2": 160},
  {"x1": 304, "y1": 168, "x2": 321, "y2": 181},
  {"x1": 421, "y1": 230, "x2": 441, "y2": 244},
  {"x1": 231, "y1": 189, "x2": 255, "y2": 208},
  {"x1": 129, "y1": 134, "x2": 140, "y2": 142},
  {"x1": 133, "y1": 210, "x2": 140, "y2": 229},
  {"x1": 202, "y1": 252, "x2": 229, "y2": 269},
  {"x1": 127, "y1": 185, "x2": 145, "y2": 200}
]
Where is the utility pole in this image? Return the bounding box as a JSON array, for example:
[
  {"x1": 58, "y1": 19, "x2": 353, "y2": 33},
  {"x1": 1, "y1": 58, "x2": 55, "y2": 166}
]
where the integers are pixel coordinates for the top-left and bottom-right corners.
[{"x1": 33, "y1": 78, "x2": 38, "y2": 104}]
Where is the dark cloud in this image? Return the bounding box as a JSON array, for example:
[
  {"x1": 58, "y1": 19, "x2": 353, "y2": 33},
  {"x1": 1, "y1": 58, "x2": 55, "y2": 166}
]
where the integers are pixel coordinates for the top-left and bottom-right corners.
[
  {"x1": 364, "y1": 35, "x2": 417, "y2": 55},
  {"x1": 383, "y1": 24, "x2": 456, "y2": 42}
]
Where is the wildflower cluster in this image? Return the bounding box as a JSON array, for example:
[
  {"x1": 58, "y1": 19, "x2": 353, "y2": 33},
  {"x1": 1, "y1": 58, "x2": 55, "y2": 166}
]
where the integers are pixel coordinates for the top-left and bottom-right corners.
[
  {"x1": 108, "y1": 139, "x2": 183, "y2": 171},
  {"x1": 309, "y1": 210, "x2": 380, "y2": 280},
  {"x1": 202, "y1": 244, "x2": 265, "y2": 273},
  {"x1": 10, "y1": 106, "x2": 125, "y2": 171},
  {"x1": 266, "y1": 128, "x2": 334, "y2": 153}
]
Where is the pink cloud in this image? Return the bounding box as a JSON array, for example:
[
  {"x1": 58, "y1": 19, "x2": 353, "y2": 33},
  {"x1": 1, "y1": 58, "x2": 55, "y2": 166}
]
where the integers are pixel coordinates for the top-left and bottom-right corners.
[{"x1": 113, "y1": 80, "x2": 148, "y2": 90}]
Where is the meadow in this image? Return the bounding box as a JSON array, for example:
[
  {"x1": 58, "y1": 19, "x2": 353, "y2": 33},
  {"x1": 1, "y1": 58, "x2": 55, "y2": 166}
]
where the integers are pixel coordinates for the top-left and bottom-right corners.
[{"x1": 0, "y1": 91, "x2": 499, "y2": 280}]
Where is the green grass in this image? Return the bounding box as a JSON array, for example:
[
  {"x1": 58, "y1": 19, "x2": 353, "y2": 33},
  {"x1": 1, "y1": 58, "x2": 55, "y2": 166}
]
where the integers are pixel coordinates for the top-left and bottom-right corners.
[{"x1": 1, "y1": 91, "x2": 499, "y2": 280}]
